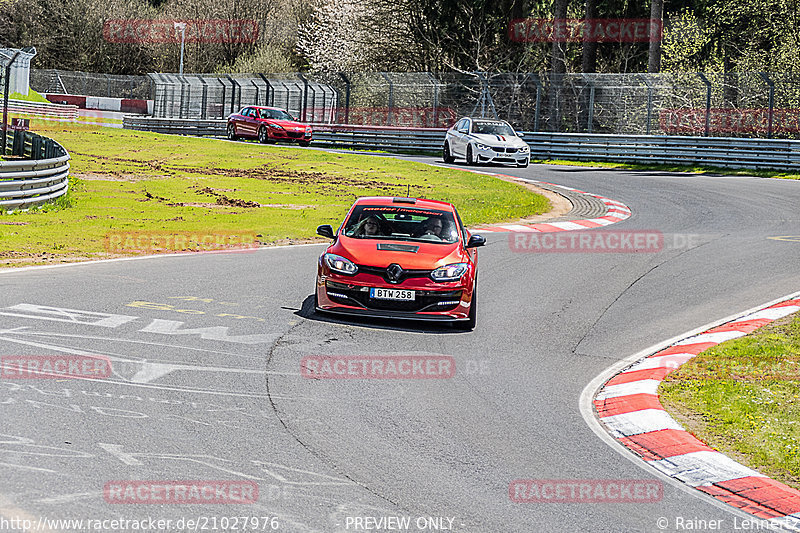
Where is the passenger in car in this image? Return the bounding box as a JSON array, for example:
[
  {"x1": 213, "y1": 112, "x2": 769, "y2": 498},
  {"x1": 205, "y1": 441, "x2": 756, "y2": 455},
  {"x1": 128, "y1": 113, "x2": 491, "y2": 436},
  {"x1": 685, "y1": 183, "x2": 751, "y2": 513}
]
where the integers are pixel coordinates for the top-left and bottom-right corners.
[{"x1": 355, "y1": 216, "x2": 385, "y2": 237}]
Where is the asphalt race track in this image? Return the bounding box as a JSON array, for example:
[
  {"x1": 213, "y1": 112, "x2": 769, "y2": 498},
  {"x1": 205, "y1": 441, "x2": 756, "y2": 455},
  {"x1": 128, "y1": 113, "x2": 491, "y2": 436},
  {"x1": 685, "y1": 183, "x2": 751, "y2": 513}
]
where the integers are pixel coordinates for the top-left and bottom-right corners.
[{"x1": 2, "y1": 157, "x2": 800, "y2": 532}]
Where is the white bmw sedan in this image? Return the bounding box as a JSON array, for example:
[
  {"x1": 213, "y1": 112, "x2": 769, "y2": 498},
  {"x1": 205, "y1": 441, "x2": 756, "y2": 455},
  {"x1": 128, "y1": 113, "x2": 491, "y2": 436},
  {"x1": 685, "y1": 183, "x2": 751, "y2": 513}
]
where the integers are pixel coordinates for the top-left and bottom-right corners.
[{"x1": 443, "y1": 117, "x2": 530, "y2": 168}]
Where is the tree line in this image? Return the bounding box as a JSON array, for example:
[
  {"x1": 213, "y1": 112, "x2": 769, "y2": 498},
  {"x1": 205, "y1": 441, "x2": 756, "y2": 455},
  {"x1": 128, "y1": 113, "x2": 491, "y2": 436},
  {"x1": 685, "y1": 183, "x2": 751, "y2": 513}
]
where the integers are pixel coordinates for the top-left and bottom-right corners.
[{"x1": 0, "y1": 0, "x2": 797, "y2": 75}]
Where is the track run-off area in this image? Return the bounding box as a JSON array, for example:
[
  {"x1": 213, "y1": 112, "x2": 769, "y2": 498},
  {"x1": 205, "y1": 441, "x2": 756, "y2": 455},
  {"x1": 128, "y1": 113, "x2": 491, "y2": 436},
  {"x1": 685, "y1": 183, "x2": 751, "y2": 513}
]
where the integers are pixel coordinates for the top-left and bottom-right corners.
[{"x1": 1, "y1": 154, "x2": 800, "y2": 532}]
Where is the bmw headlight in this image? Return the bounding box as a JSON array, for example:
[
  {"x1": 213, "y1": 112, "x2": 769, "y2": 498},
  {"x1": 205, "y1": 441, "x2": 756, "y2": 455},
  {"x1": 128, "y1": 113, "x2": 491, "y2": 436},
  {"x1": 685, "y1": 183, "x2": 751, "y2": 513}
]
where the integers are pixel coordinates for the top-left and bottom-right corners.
[
  {"x1": 324, "y1": 253, "x2": 358, "y2": 275},
  {"x1": 520, "y1": 145, "x2": 530, "y2": 152},
  {"x1": 475, "y1": 143, "x2": 491, "y2": 151},
  {"x1": 431, "y1": 263, "x2": 468, "y2": 282}
]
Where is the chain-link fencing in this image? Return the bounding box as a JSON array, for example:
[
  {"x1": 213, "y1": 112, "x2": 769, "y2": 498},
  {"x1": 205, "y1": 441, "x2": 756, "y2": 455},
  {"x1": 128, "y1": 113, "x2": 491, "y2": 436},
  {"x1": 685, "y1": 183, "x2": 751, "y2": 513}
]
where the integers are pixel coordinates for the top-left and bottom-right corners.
[
  {"x1": 30, "y1": 69, "x2": 150, "y2": 99},
  {"x1": 148, "y1": 71, "x2": 800, "y2": 138},
  {"x1": 27, "y1": 69, "x2": 800, "y2": 138}
]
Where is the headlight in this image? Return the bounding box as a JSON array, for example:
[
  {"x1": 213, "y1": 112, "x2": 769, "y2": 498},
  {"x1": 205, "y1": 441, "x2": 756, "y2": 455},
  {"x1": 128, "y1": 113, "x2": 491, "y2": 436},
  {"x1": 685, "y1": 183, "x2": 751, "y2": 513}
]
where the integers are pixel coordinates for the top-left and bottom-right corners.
[
  {"x1": 267, "y1": 123, "x2": 284, "y2": 130},
  {"x1": 431, "y1": 263, "x2": 468, "y2": 282},
  {"x1": 305, "y1": 127, "x2": 312, "y2": 134},
  {"x1": 475, "y1": 143, "x2": 491, "y2": 151},
  {"x1": 324, "y1": 253, "x2": 358, "y2": 275},
  {"x1": 520, "y1": 145, "x2": 530, "y2": 152}
]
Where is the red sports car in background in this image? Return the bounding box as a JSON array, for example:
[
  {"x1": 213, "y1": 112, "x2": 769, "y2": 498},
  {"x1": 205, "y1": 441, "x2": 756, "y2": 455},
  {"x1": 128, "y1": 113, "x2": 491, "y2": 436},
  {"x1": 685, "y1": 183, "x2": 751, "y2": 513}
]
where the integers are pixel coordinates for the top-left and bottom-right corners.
[
  {"x1": 226, "y1": 106, "x2": 313, "y2": 146},
  {"x1": 315, "y1": 196, "x2": 485, "y2": 329}
]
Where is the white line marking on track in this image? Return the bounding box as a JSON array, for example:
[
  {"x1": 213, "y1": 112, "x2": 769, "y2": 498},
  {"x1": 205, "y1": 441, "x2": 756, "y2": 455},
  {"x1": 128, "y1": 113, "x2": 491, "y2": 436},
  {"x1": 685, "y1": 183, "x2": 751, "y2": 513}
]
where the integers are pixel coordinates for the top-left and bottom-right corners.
[{"x1": 648, "y1": 451, "x2": 764, "y2": 487}]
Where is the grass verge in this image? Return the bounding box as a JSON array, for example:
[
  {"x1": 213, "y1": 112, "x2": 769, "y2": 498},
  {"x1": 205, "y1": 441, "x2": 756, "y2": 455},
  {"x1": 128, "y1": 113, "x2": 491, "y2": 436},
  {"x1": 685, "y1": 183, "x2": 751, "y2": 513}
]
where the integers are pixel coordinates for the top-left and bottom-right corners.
[
  {"x1": 0, "y1": 122, "x2": 549, "y2": 267},
  {"x1": 660, "y1": 311, "x2": 800, "y2": 490},
  {"x1": 0, "y1": 90, "x2": 50, "y2": 103}
]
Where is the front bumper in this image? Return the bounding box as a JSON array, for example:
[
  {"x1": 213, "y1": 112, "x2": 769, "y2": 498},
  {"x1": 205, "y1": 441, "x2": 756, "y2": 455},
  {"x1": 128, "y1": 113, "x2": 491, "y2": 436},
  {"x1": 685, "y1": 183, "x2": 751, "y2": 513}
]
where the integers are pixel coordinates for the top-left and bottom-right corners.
[
  {"x1": 474, "y1": 145, "x2": 529, "y2": 165},
  {"x1": 270, "y1": 129, "x2": 312, "y2": 142},
  {"x1": 316, "y1": 276, "x2": 473, "y2": 321}
]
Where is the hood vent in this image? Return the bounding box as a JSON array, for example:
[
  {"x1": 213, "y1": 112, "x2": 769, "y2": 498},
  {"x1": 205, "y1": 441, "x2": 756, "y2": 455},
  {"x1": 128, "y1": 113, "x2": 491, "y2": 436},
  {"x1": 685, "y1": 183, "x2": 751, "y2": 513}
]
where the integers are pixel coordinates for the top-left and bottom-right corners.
[{"x1": 377, "y1": 243, "x2": 419, "y2": 253}]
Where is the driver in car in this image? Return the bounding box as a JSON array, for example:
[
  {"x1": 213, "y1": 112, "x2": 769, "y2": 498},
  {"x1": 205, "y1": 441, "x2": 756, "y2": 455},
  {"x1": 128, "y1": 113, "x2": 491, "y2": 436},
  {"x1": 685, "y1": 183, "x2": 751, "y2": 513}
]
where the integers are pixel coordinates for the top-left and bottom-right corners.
[{"x1": 418, "y1": 216, "x2": 444, "y2": 240}]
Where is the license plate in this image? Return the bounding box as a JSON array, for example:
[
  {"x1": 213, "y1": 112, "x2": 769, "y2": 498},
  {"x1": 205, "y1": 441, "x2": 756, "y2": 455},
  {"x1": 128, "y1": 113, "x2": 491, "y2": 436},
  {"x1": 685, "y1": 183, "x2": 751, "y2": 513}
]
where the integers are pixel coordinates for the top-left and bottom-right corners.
[{"x1": 370, "y1": 288, "x2": 415, "y2": 301}]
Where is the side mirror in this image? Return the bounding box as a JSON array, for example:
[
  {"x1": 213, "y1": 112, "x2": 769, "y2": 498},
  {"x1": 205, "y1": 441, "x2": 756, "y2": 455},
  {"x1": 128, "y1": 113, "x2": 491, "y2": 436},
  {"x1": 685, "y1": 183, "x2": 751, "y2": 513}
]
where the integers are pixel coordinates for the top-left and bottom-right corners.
[
  {"x1": 466, "y1": 234, "x2": 486, "y2": 248},
  {"x1": 516, "y1": 130, "x2": 525, "y2": 137},
  {"x1": 316, "y1": 224, "x2": 335, "y2": 239}
]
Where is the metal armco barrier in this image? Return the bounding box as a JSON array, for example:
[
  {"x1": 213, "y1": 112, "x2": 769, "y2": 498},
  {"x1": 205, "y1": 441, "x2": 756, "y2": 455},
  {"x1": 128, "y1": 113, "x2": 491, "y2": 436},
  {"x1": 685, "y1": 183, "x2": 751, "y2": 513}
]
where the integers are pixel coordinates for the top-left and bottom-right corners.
[
  {"x1": 4, "y1": 99, "x2": 79, "y2": 119},
  {"x1": 524, "y1": 132, "x2": 800, "y2": 171},
  {"x1": 123, "y1": 116, "x2": 800, "y2": 171},
  {"x1": 1, "y1": 130, "x2": 71, "y2": 209}
]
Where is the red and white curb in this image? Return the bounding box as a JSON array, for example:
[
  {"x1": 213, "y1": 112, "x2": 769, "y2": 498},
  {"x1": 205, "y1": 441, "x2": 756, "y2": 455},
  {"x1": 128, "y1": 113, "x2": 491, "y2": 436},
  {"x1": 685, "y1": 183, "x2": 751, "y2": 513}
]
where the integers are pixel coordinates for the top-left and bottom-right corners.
[
  {"x1": 592, "y1": 295, "x2": 800, "y2": 530},
  {"x1": 471, "y1": 180, "x2": 632, "y2": 233}
]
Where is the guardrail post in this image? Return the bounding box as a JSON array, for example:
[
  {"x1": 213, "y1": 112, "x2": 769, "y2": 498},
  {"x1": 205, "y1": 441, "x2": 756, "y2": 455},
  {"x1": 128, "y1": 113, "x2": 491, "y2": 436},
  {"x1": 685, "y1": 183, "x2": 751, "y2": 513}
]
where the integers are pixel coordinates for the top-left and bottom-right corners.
[
  {"x1": 379, "y1": 72, "x2": 394, "y2": 125},
  {"x1": 200, "y1": 77, "x2": 208, "y2": 120},
  {"x1": 12, "y1": 129, "x2": 22, "y2": 156},
  {"x1": 1, "y1": 50, "x2": 21, "y2": 156},
  {"x1": 425, "y1": 73, "x2": 439, "y2": 128},
  {"x1": 581, "y1": 74, "x2": 595, "y2": 133},
  {"x1": 218, "y1": 78, "x2": 226, "y2": 119},
  {"x1": 759, "y1": 72, "x2": 775, "y2": 138},
  {"x1": 532, "y1": 73, "x2": 543, "y2": 132},
  {"x1": 640, "y1": 74, "x2": 654, "y2": 135},
  {"x1": 225, "y1": 75, "x2": 238, "y2": 115},
  {"x1": 297, "y1": 73, "x2": 309, "y2": 122},
  {"x1": 257, "y1": 74, "x2": 274, "y2": 107},
  {"x1": 697, "y1": 73, "x2": 712, "y2": 137},
  {"x1": 338, "y1": 73, "x2": 351, "y2": 124}
]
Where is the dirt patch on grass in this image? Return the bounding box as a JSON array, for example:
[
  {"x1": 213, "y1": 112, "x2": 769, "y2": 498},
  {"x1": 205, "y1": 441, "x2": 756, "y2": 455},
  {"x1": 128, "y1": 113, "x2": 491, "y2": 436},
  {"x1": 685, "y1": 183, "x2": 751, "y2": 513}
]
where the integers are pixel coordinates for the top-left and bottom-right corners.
[
  {"x1": 75, "y1": 172, "x2": 167, "y2": 182},
  {"x1": 175, "y1": 164, "x2": 402, "y2": 189}
]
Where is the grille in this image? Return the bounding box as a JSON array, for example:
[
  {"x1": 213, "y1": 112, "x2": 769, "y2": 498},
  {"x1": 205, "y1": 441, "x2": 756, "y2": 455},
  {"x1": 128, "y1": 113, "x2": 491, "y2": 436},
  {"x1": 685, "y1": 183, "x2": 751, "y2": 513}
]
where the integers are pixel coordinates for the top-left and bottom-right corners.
[
  {"x1": 327, "y1": 282, "x2": 461, "y2": 312},
  {"x1": 358, "y1": 265, "x2": 432, "y2": 284}
]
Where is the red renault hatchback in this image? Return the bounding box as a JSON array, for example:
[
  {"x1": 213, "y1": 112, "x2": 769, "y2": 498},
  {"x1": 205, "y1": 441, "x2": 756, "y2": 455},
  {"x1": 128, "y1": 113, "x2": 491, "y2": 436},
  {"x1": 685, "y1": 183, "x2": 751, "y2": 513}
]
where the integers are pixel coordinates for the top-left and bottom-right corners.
[
  {"x1": 314, "y1": 196, "x2": 485, "y2": 329},
  {"x1": 226, "y1": 106, "x2": 312, "y2": 146}
]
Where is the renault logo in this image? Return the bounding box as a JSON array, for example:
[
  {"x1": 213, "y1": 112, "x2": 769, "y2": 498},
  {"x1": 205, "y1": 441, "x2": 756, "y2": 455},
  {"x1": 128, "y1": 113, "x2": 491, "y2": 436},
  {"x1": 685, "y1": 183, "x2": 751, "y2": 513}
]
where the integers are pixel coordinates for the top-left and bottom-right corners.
[{"x1": 386, "y1": 263, "x2": 403, "y2": 283}]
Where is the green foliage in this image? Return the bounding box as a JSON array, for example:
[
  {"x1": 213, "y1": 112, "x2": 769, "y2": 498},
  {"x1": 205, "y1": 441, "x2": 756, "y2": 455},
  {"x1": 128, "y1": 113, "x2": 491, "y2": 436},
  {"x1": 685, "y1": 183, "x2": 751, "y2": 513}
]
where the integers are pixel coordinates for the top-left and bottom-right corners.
[
  {"x1": 0, "y1": 90, "x2": 49, "y2": 103},
  {"x1": 663, "y1": 0, "x2": 800, "y2": 72}
]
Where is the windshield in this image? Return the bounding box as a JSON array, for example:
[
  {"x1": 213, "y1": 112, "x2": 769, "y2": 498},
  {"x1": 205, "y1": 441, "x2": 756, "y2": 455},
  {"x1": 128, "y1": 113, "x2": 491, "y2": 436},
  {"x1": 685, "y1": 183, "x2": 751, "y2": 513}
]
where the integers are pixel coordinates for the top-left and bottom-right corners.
[
  {"x1": 343, "y1": 205, "x2": 459, "y2": 244},
  {"x1": 472, "y1": 121, "x2": 515, "y2": 136},
  {"x1": 258, "y1": 108, "x2": 296, "y2": 121}
]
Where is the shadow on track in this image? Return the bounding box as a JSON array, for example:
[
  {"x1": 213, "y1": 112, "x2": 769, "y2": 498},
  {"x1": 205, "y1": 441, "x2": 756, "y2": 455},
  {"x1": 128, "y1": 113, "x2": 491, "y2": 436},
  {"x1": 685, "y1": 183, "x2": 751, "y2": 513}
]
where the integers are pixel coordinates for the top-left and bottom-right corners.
[{"x1": 294, "y1": 295, "x2": 467, "y2": 335}]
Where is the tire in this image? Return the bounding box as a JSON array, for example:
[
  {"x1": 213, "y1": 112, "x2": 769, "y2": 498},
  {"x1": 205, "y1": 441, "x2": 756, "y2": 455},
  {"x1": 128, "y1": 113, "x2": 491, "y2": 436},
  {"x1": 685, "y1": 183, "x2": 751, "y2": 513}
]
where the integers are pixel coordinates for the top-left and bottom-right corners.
[
  {"x1": 299, "y1": 140, "x2": 311, "y2": 147},
  {"x1": 227, "y1": 124, "x2": 238, "y2": 141},
  {"x1": 466, "y1": 144, "x2": 476, "y2": 166},
  {"x1": 443, "y1": 142, "x2": 455, "y2": 164},
  {"x1": 258, "y1": 126, "x2": 269, "y2": 144}
]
